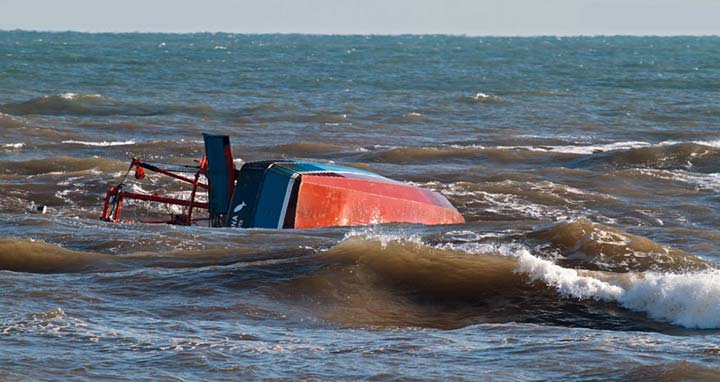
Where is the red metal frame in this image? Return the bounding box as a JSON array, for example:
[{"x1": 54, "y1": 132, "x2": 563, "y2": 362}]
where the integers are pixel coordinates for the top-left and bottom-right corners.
[{"x1": 101, "y1": 157, "x2": 210, "y2": 225}]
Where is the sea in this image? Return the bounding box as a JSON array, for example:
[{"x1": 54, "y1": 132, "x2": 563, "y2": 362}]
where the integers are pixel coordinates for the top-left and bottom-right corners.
[{"x1": 1, "y1": 31, "x2": 719, "y2": 381}]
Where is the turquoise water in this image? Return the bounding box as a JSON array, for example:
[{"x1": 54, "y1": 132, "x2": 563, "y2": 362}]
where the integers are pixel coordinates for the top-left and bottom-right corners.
[{"x1": 1, "y1": 32, "x2": 719, "y2": 381}]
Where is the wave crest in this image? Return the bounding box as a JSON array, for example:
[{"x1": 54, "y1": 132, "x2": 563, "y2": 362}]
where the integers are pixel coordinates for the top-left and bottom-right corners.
[
  {"x1": 0, "y1": 93, "x2": 214, "y2": 117},
  {"x1": 0, "y1": 112, "x2": 27, "y2": 128},
  {"x1": 517, "y1": 250, "x2": 720, "y2": 329},
  {"x1": 0, "y1": 156, "x2": 127, "y2": 176},
  {"x1": 605, "y1": 142, "x2": 720, "y2": 170},
  {"x1": 528, "y1": 218, "x2": 710, "y2": 272},
  {"x1": 273, "y1": 229, "x2": 719, "y2": 330},
  {"x1": 458, "y1": 92, "x2": 504, "y2": 104},
  {"x1": 0, "y1": 238, "x2": 108, "y2": 273}
]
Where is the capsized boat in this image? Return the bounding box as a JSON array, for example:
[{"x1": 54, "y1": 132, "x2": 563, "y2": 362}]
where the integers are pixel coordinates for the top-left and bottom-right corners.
[{"x1": 101, "y1": 134, "x2": 464, "y2": 229}]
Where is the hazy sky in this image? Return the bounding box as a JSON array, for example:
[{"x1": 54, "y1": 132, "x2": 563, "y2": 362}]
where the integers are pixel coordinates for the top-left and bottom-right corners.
[{"x1": 1, "y1": 0, "x2": 719, "y2": 35}]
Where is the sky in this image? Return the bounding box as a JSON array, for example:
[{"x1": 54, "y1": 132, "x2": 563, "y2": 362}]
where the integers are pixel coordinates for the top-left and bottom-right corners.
[{"x1": 1, "y1": 0, "x2": 719, "y2": 35}]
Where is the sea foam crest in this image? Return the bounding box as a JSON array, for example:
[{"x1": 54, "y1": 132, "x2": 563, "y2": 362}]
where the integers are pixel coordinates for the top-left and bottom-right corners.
[
  {"x1": 498, "y1": 139, "x2": 720, "y2": 155},
  {"x1": 465, "y1": 92, "x2": 502, "y2": 103},
  {"x1": 56, "y1": 92, "x2": 105, "y2": 101},
  {"x1": 332, "y1": 230, "x2": 720, "y2": 329},
  {"x1": 637, "y1": 169, "x2": 720, "y2": 192},
  {"x1": 342, "y1": 227, "x2": 424, "y2": 249},
  {"x1": 516, "y1": 250, "x2": 720, "y2": 329},
  {"x1": 62, "y1": 140, "x2": 136, "y2": 147},
  {"x1": 499, "y1": 141, "x2": 652, "y2": 155}
]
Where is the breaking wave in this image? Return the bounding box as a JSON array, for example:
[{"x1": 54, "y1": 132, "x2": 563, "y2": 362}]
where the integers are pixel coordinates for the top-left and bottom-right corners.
[
  {"x1": 62, "y1": 140, "x2": 137, "y2": 147},
  {"x1": 272, "y1": 221, "x2": 718, "y2": 330},
  {"x1": 458, "y1": 92, "x2": 504, "y2": 104},
  {"x1": 517, "y1": 252, "x2": 720, "y2": 329},
  {"x1": 1, "y1": 142, "x2": 25, "y2": 151}
]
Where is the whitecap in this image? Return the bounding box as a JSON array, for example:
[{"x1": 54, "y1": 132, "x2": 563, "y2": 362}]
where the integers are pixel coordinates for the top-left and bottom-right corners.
[
  {"x1": 515, "y1": 250, "x2": 720, "y2": 329},
  {"x1": 636, "y1": 169, "x2": 720, "y2": 192},
  {"x1": 58, "y1": 92, "x2": 103, "y2": 100},
  {"x1": 62, "y1": 140, "x2": 136, "y2": 147},
  {"x1": 328, "y1": 227, "x2": 720, "y2": 329},
  {"x1": 498, "y1": 141, "x2": 653, "y2": 155},
  {"x1": 497, "y1": 139, "x2": 720, "y2": 155}
]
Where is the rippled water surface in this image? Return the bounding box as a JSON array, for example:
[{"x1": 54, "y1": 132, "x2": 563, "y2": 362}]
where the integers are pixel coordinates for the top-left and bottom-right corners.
[{"x1": 1, "y1": 32, "x2": 720, "y2": 381}]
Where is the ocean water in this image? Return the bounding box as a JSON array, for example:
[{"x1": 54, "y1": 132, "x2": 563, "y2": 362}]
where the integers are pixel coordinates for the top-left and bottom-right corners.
[{"x1": 1, "y1": 31, "x2": 720, "y2": 381}]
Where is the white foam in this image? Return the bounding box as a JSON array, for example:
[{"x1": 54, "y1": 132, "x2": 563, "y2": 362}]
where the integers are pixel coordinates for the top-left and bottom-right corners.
[
  {"x1": 166, "y1": 190, "x2": 208, "y2": 203},
  {"x1": 516, "y1": 250, "x2": 624, "y2": 300},
  {"x1": 460, "y1": 188, "x2": 577, "y2": 221},
  {"x1": 515, "y1": 250, "x2": 720, "y2": 329},
  {"x1": 620, "y1": 270, "x2": 720, "y2": 329},
  {"x1": 691, "y1": 139, "x2": 720, "y2": 148},
  {"x1": 498, "y1": 141, "x2": 652, "y2": 155},
  {"x1": 637, "y1": 169, "x2": 720, "y2": 192},
  {"x1": 62, "y1": 140, "x2": 136, "y2": 147},
  {"x1": 342, "y1": 227, "x2": 424, "y2": 249},
  {"x1": 54, "y1": 189, "x2": 72, "y2": 199},
  {"x1": 656, "y1": 139, "x2": 720, "y2": 149},
  {"x1": 127, "y1": 184, "x2": 148, "y2": 194},
  {"x1": 2, "y1": 143, "x2": 24, "y2": 149},
  {"x1": 438, "y1": 240, "x2": 530, "y2": 259},
  {"x1": 470, "y1": 92, "x2": 502, "y2": 102},
  {"x1": 448, "y1": 144, "x2": 486, "y2": 150},
  {"x1": 676, "y1": 172, "x2": 720, "y2": 192},
  {"x1": 517, "y1": 134, "x2": 596, "y2": 143},
  {"x1": 496, "y1": 139, "x2": 720, "y2": 155},
  {"x1": 411, "y1": 180, "x2": 591, "y2": 222},
  {"x1": 58, "y1": 92, "x2": 103, "y2": 100},
  {"x1": 124, "y1": 189, "x2": 184, "y2": 216},
  {"x1": 530, "y1": 180, "x2": 617, "y2": 200}
]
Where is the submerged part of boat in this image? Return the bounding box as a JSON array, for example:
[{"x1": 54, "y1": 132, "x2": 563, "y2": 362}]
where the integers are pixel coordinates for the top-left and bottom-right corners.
[{"x1": 101, "y1": 134, "x2": 465, "y2": 229}]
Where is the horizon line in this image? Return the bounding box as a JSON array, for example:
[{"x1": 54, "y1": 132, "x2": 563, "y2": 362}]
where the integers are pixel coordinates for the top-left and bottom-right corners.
[{"x1": 1, "y1": 28, "x2": 719, "y2": 38}]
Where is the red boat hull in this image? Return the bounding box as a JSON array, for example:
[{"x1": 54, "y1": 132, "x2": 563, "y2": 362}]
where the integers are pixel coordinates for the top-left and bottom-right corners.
[{"x1": 293, "y1": 174, "x2": 465, "y2": 229}]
